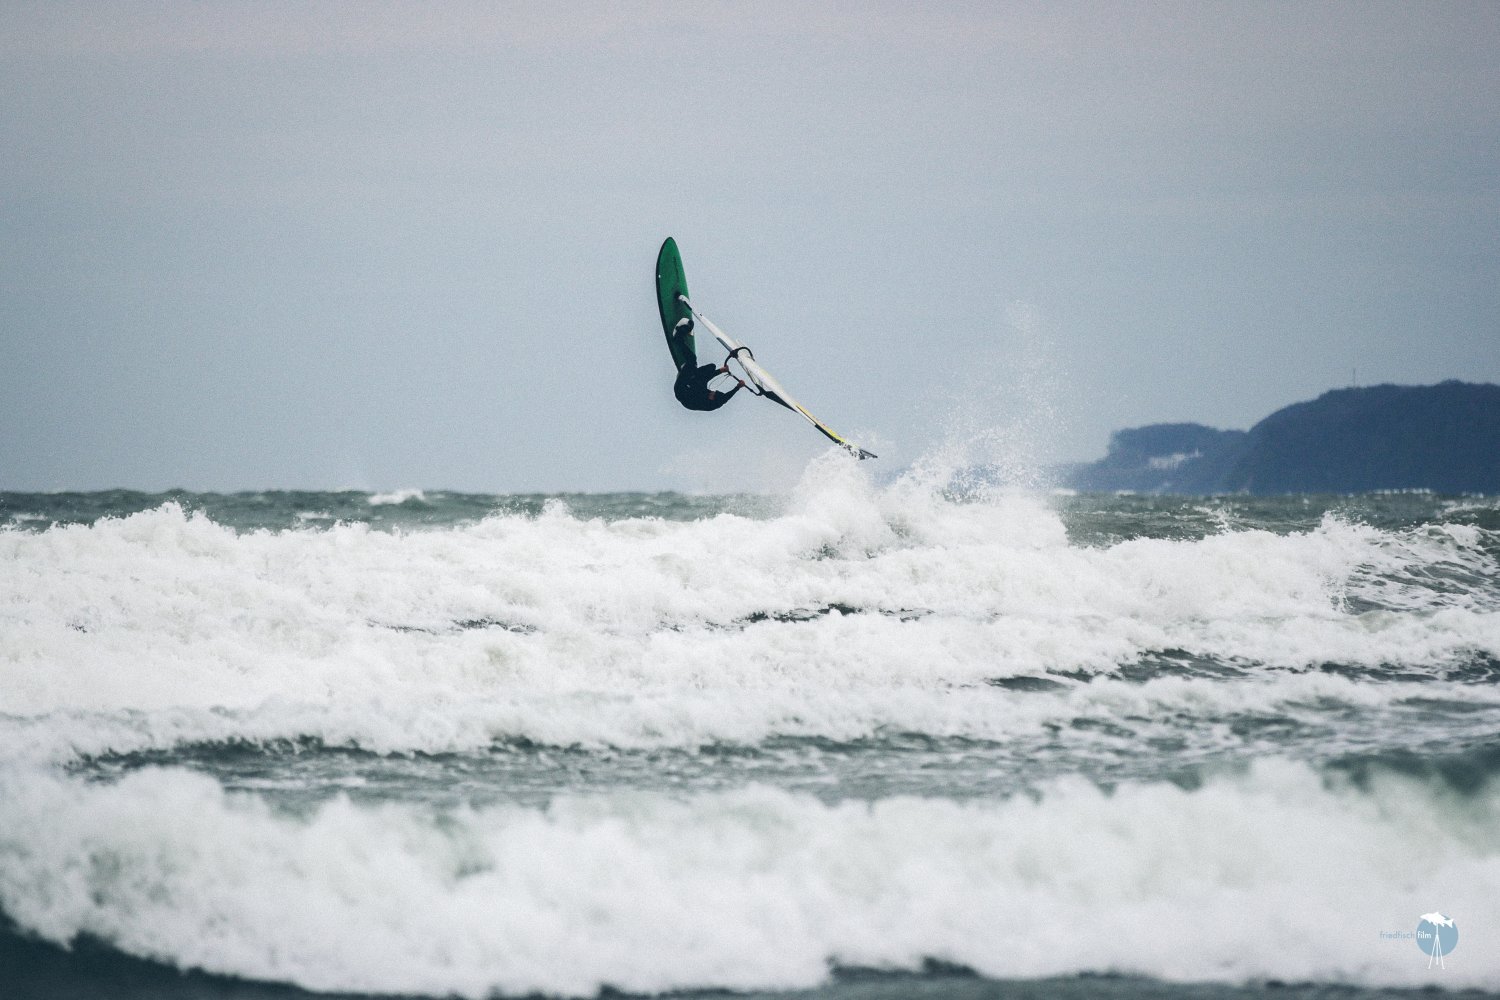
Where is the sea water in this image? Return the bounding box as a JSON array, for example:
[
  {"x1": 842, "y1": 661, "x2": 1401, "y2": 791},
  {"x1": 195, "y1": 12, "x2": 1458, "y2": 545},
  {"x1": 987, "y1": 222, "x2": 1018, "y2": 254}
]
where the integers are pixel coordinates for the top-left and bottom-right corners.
[{"x1": 2, "y1": 457, "x2": 1498, "y2": 998}]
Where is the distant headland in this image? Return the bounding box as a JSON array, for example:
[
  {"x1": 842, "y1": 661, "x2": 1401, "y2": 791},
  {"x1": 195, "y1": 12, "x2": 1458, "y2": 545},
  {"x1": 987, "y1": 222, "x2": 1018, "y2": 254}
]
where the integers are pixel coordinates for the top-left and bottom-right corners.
[{"x1": 1063, "y1": 381, "x2": 1500, "y2": 495}]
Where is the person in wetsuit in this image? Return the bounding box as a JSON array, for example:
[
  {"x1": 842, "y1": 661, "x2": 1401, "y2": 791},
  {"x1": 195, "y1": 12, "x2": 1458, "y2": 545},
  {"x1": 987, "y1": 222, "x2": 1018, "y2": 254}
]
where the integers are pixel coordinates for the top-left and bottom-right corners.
[
  {"x1": 674, "y1": 360, "x2": 742, "y2": 411},
  {"x1": 669, "y1": 315, "x2": 743, "y2": 411}
]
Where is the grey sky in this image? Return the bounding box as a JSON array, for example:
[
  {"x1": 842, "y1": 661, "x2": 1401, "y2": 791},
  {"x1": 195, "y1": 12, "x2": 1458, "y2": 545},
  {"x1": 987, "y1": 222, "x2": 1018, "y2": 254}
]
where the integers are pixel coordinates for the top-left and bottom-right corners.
[{"x1": 2, "y1": 1, "x2": 1496, "y2": 492}]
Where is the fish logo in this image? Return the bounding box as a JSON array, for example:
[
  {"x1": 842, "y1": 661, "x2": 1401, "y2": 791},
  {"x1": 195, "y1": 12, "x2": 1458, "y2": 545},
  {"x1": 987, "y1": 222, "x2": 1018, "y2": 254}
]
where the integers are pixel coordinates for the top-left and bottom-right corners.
[{"x1": 1416, "y1": 912, "x2": 1458, "y2": 968}]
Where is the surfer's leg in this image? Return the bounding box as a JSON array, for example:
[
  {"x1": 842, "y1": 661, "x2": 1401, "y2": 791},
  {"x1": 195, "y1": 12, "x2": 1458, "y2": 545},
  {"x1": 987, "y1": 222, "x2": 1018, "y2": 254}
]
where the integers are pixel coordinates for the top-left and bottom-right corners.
[{"x1": 668, "y1": 317, "x2": 698, "y2": 371}]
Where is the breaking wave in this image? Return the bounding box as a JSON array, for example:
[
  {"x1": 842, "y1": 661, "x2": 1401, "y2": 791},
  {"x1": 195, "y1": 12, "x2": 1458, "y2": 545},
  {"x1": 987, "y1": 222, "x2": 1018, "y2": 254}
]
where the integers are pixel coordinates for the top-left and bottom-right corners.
[{"x1": 1, "y1": 459, "x2": 1497, "y2": 762}]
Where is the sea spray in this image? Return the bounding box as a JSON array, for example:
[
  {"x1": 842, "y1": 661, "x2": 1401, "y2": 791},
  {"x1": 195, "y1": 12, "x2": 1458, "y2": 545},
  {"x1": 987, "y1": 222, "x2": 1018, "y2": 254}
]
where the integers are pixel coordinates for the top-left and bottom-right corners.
[{"x1": 916, "y1": 299, "x2": 1067, "y2": 497}]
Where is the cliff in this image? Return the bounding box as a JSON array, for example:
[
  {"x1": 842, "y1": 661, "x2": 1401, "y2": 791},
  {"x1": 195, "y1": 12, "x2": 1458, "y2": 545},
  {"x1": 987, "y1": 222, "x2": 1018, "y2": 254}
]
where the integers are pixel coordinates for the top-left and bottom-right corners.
[{"x1": 1064, "y1": 381, "x2": 1500, "y2": 495}]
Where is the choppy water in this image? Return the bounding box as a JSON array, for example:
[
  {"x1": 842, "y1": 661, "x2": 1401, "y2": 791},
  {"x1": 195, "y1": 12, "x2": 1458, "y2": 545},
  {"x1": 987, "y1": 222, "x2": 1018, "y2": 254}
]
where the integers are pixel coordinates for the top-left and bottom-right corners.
[{"x1": 2, "y1": 459, "x2": 1498, "y2": 998}]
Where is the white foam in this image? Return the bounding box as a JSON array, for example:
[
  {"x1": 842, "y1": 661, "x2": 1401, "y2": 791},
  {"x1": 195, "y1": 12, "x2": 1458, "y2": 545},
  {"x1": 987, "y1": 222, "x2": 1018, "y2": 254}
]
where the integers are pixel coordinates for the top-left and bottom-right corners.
[
  {"x1": 0, "y1": 760, "x2": 1495, "y2": 995},
  {"x1": 368, "y1": 489, "x2": 427, "y2": 506},
  {"x1": 1, "y1": 462, "x2": 1498, "y2": 759}
]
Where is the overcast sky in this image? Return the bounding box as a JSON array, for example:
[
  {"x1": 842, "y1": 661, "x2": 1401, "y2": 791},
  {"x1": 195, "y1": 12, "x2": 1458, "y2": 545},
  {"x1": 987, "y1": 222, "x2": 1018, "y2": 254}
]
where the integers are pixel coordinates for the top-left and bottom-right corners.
[{"x1": 2, "y1": 1, "x2": 1496, "y2": 492}]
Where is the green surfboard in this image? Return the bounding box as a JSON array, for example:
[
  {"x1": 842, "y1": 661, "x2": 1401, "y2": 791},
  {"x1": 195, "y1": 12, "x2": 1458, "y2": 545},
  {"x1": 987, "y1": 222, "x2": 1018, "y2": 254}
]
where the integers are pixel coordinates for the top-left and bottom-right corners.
[{"x1": 655, "y1": 237, "x2": 697, "y2": 371}]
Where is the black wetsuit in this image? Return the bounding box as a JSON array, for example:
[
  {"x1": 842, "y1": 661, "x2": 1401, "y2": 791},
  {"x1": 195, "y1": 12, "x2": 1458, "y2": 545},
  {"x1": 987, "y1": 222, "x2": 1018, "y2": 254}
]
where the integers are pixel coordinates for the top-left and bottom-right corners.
[{"x1": 674, "y1": 362, "x2": 741, "y2": 411}]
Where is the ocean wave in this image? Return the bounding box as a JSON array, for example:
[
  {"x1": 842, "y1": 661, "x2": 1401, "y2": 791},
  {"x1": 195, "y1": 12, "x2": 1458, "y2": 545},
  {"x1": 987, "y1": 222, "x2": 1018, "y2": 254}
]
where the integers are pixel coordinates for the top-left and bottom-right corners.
[
  {"x1": 0, "y1": 759, "x2": 1495, "y2": 996},
  {"x1": 2, "y1": 460, "x2": 1498, "y2": 759},
  {"x1": 6, "y1": 663, "x2": 1499, "y2": 770},
  {"x1": 367, "y1": 489, "x2": 428, "y2": 506}
]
